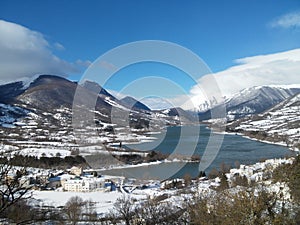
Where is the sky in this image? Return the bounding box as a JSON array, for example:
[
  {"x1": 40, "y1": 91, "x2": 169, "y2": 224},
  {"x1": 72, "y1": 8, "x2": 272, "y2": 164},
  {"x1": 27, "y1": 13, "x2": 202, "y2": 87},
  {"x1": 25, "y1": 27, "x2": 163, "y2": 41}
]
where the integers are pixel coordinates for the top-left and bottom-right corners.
[{"x1": 1, "y1": 0, "x2": 300, "y2": 109}]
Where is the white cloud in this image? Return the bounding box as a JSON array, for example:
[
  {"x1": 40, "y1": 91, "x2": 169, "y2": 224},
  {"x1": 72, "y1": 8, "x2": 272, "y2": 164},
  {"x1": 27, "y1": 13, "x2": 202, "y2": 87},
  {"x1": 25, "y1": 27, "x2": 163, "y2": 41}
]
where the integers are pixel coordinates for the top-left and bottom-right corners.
[
  {"x1": 76, "y1": 59, "x2": 92, "y2": 68},
  {"x1": 270, "y1": 11, "x2": 300, "y2": 29},
  {"x1": 179, "y1": 48, "x2": 300, "y2": 110},
  {"x1": 53, "y1": 42, "x2": 65, "y2": 51},
  {"x1": 0, "y1": 20, "x2": 84, "y2": 84},
  {"x1": 101, "y1": 49, "x2": 300, "y2": 111}
]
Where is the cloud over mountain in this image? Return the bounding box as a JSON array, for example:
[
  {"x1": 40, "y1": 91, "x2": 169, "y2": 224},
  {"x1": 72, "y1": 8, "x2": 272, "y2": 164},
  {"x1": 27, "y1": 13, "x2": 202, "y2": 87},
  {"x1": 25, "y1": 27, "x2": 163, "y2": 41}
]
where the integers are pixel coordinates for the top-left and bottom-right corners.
[
  {"x1": 206, "y1": 49, "x2": 299, "y2": 95},
  {"x1": 132, "y1": 48, "x2": 300, "y2": 111},
  {"x1": 180, "y1": 48, "x2": 300, "y2": 110},
  {"x1": 0, "y1": 20, "x2": 82, "y2": 84}
]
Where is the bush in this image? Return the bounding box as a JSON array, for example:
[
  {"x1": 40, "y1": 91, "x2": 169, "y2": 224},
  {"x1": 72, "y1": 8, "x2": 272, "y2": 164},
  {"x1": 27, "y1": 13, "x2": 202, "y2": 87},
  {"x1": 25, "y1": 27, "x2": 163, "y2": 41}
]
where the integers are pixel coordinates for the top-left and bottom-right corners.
[
  {"x1": 273, "y1": 155, "x2": 300, "y2": 203},
  {"x1": 189, "y1": 188, "x2": 295, "y2": 225},
  {"x1": 5, "y1": 200, "x2": 34, "y2": 224}
]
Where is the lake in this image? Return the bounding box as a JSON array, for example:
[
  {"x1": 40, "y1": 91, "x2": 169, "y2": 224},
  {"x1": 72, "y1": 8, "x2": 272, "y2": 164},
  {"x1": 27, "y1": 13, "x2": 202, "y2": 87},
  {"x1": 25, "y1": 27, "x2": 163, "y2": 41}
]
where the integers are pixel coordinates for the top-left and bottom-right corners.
[{"x1": 102, "y1": 125, "x2": 294, "y2": 180}]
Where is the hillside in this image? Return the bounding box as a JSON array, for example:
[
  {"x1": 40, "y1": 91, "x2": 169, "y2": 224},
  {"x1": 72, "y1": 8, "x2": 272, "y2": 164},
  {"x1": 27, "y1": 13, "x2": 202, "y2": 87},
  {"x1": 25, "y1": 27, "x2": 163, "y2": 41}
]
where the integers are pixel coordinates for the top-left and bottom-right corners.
[{"x1": 227, "y1": 92, "x2": 300, "y2": 150}]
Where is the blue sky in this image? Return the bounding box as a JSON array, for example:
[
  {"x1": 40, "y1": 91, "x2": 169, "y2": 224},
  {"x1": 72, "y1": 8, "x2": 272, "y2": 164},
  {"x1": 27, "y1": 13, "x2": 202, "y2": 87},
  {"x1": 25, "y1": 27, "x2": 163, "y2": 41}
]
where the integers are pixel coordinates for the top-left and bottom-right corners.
[{"x1": 1, "y1": 0, "x2": 300, "y2": 109}]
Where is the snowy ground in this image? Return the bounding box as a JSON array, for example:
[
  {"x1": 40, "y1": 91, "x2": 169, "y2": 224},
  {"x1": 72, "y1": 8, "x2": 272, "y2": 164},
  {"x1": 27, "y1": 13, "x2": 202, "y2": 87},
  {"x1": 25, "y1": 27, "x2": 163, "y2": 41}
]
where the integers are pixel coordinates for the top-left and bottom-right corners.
[
  {"x1": 229, "y1": 93, "x2": 300, "y2": 151},
  {"x1": 33, "y1": 190, "x2": 124, "y2": 214},
  {"x1": 31, "y1": 157, "x2": 295, "y2": 217},
  {"x1": 0, "y1": 104, "x2": 170, "y2": 160}
]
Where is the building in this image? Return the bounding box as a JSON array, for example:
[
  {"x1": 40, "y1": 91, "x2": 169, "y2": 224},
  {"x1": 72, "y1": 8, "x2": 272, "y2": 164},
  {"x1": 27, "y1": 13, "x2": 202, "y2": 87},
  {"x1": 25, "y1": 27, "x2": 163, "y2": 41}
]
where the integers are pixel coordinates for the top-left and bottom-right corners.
[
  {"x1": 63, "y1": 177, "x2": 106, "y2": 192},
  {"x1": 47, "y1": 176, "x2": 61, "y2": 189},
  {"x1": 70, "y1": 166, "x2": 83, "y2": 176},
  {"x1": 60, "y1": 174, "x2": 75, "y2": 187}
]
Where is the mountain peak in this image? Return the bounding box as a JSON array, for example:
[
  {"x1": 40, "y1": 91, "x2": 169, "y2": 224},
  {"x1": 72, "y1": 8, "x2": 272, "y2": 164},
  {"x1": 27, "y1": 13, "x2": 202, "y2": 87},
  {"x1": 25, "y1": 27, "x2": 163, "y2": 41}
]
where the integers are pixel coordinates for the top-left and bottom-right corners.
[
  {"x1": 120, "y1": 96, "x2": 151, "y2": 111},
  {"x1": 0, "y1": 75, "x2": 67, "y2": 104},
  {"x1": 28, "y1": 75, "x2": 70, "y2": 88},
  {"x1": 81, "y1": 80, "x2": 115, "y2": 98}
]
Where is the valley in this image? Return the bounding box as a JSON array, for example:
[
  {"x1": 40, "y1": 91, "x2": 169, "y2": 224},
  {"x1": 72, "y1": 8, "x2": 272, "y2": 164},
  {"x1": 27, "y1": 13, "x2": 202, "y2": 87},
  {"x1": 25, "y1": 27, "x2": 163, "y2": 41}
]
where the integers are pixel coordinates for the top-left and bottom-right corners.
[
  {"x1": 0, "y1": 75, "x2": 299, "y2": 224},
  {"x1": 1, "y1": 3, "x2": 300, "y2": 223}
]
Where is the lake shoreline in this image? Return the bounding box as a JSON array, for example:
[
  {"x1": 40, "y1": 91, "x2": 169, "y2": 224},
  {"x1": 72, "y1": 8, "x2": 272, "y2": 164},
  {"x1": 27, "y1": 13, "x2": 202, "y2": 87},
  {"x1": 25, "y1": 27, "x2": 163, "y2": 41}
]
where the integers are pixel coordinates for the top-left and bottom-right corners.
[
  {"x1": 222, "y1": 130, "x2": 299, "y2": 152},
  {"x1": 96, "y1": 125, "x2": 293, "y2": 180}
]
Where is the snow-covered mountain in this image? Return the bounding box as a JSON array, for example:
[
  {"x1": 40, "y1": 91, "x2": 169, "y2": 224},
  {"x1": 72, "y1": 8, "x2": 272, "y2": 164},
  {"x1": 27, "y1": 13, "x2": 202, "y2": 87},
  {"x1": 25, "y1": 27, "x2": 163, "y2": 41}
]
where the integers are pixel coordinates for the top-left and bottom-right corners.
[
  {"x1": 139, "y1": 97, "x2": 173, "y2": 110},
  {"x1": 189, "y1": 96, "x2": 221, "y2": 113},
  {"x1": 227, "y1": 92, "x2": 300, "y2": 150},
  {"x1": 0, "y1": 75, "x2": 198, "y2": 157},
  {"x1": 0, "y1": 75, "x2": 190, "y2": 128},
  {"x1": 197, "y1": 85, "x2": 300, "y2": 121},
  {"x1": 225, "y1": 85, "x2": 300, "y2": 120}
]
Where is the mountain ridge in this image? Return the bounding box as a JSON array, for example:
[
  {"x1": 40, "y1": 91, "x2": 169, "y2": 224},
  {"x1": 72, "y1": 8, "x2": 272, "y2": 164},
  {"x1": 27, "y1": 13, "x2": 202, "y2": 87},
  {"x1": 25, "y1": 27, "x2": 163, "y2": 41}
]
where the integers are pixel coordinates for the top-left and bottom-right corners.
[
  {"x1": 226, "y1": 92, "x2": 300, "y2": 150},
  {"x1": 120, "y1": 96, "x2": 151, "y2": 111},
  {"x1": 197, "y1": 85, "x2": 300, "y2": 121},
  {"x1": 0, "y1": 75, "x2": 193, "y2": 130}
]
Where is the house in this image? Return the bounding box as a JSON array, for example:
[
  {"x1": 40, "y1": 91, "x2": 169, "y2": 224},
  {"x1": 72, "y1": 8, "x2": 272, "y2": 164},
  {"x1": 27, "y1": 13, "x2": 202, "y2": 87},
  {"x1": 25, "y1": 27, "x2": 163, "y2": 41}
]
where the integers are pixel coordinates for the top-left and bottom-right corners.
[
  {"x1": 161, "y1": 179, "x2": 184, "y2": 190},
  {"x1": 63, "y1": 177, "x2": 106, "y2": 192},
  {"x1": 47, "y1": 176, "x2": 61, "y2": 189},
  {"x1": 70, "y1": 166, "x2": 83, "y2": 176},
  {"x1": 19, "y1": 176, "x2": 31, "y2": 188},
  {"x1": 60, "y1": 174, "x2": 75, "y2": 187}
]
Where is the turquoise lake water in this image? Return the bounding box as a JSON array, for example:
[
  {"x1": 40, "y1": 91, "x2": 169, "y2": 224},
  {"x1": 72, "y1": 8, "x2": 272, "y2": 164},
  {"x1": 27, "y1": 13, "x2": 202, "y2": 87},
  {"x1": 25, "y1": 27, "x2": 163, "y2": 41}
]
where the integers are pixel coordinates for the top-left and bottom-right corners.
[{"x1": 103, "y1": 125, "x2": 294, "y2": 180}]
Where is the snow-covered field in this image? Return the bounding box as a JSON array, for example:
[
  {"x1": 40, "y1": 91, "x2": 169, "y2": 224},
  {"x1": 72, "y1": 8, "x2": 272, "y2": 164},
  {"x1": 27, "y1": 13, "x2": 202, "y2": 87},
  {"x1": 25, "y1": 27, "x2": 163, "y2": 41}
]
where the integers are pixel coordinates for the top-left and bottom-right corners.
[
  {"x1": 19, "y1": 148, "x2": 71, "y2": 158},
  {"x1": 33, "y1": 190, "x2": 124, "y2": 214},
  {"x1": 0, "y1": 100, "x2": 175, "y2": 160}
]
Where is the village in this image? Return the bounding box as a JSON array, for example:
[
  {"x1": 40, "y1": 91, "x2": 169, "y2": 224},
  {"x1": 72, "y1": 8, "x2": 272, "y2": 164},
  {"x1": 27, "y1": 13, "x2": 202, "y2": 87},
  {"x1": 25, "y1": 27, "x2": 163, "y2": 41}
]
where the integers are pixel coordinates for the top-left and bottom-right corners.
[
  {"x1": 9, "y1": 156, "x2": 294, "y2": 195},
  {"x1": 1, "y1": 148, "x2": 297, "y2": 223},
  {"x1": 9, "y1": 166, "x2": 127, "y2": 193}
]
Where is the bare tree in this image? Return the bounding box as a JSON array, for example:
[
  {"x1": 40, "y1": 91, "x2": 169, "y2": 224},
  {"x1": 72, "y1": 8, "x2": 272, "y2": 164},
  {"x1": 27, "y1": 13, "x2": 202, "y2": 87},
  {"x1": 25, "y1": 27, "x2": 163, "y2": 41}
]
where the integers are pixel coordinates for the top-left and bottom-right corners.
[
  {"x1": 65, "y1": 196, "x2": 85, "y2": 225},
  {"x1": 135, "y1": 196, "x2": 161, "y2": 224},
  {"x1": 183, "y1": 173, "x2": 192, "y2": 187},
  {"x1": 84, "y1": 199, "x2": 98, "y2": 224},
  {"x1": 0, "y1": 154, "x2": 32, "y2": 216},
  {"x1": 110, "y1": 195, "x2": 134, "y2": 225},
  {"x1": 134, "y1": 195, "x2": 188, "y2": 225}
]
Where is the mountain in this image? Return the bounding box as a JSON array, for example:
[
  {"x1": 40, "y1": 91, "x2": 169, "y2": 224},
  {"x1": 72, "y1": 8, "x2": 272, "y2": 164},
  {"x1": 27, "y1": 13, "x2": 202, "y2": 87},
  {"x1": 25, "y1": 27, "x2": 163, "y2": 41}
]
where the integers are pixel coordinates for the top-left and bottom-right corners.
[
  {"x1": 0, "y1": 75, "x2": 151, "y2": 125},
  {"x1": 158, "y1": 107, "x2": 197, "y2": 123},
  {"x1": 139, "y1": 97, "x2": 173, "y2": 110},
  {"x1": 227, "y1": 92, "x2": 300, "y2": 150},
  {"x1": 225, "y1": 86, "x2": 300, "y2": 120},
  {"x1": 0, "y1": 75, "x2": 196, "y2": 160},
  {"x1": 0, "y1": 81, "x2": 26, "y2": 104},
  {"x1": 82, "y1": 80, "x2": 116, "y2": 100},
  {"x1": 120, "y1": 96, "x2": 151, "y2": 111},
  {"x1": 15, "y1": 75, "x2": 77, "y2": 110},
  {"x1": 0, "y1": 75, "x2": 195, "y2": 131},
  {"x1": 198, "y1": 85, "x2": 300, "y2": 121}
]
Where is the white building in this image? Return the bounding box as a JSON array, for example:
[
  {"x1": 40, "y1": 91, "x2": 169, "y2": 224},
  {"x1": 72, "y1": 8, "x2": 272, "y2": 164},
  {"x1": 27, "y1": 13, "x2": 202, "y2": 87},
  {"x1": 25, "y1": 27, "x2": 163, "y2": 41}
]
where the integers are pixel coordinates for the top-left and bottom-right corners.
[
  {"x1": 70, "y1": 166, "x2": 83, "y2": 176},
  {"x1": 63, "y1": 177, "x2": 106, "y2": 192}
]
